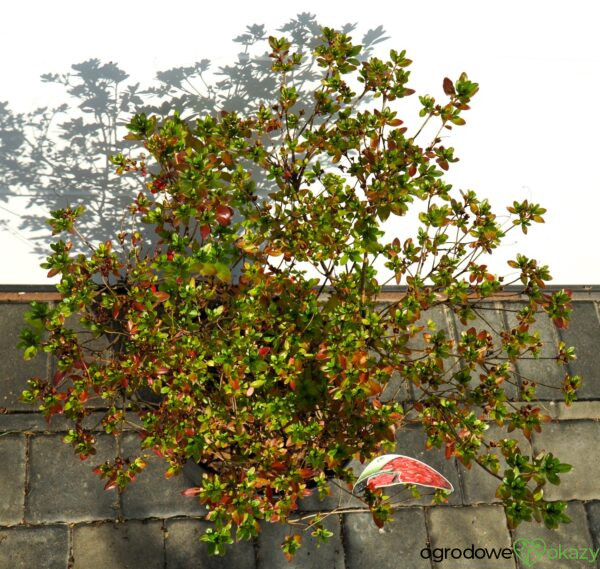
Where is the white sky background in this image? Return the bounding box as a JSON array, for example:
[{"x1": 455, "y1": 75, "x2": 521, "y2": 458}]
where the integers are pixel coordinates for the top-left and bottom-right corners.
[{"x1": 1, "y1": 0, "x2": 599, "y2": 284}]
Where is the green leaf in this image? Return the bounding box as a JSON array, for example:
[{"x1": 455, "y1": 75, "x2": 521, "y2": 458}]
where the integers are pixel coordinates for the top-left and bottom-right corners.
[{"x1": 214, "y1": 263, "x2": 231, "y2": 283}]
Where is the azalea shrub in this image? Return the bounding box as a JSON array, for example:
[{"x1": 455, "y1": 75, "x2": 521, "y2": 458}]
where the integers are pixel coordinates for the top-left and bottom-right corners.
[{"x1": 20, "y1": 27, "x2": 578, "y2": 557}]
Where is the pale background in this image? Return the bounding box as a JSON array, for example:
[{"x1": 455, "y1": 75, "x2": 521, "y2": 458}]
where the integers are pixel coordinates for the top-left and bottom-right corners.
[{"x1": 1, "y1": 0, "x2": 598, "y2": 284}]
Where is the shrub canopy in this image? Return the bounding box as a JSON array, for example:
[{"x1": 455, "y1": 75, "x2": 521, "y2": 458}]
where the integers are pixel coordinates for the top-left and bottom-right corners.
[{"x1": 21, "y1": 26, "x2": 578, "y2": 557}]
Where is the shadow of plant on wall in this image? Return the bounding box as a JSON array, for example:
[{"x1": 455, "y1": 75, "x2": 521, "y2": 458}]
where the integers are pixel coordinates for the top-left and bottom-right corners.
[{"x1": 0, "y1": 13, "x2": 389, "y2": 257}]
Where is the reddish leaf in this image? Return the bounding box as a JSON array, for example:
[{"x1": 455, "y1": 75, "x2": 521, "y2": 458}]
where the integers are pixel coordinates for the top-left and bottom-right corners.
[
  {"x1": 200, "y1": 224, "x2": 211, "y2": 240},
  {"x1": 367, "y1": 381, "x2": 382, "y2": 396},
  {"x1": 553, "y1": 317, "x2": 567, "y2": 329},
  {"x1": 443, "y1": 77, "x2": 456, "y2": 95},
  {"x1": 315, "y1": 347, "x2": 329, "y2": 361},
  {"x1": 181, "y1": 487, "x2": 201, "y2": 497},
  {"x1": 215, "y1": 205, "x2": 234, "y2": 226},
  {"x1": 258, "y1": 346, "x2": 271, "y2": 357},
  {"x1": 52, "y1": 371, "x2": 66, "y2": 386},
  {"x1": 372, "y1": 510, "x2": 385, "y2": 529}
]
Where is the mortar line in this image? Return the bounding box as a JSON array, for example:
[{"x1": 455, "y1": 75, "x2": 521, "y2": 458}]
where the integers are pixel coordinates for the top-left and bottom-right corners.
[
  {"x1": 422, "y1": 507, "x2": 435, "y2": 569},
  {"x1": 453, "y1": 455, "x2": 468, "y2": 508},
  {"x1": 67, "y1": 523, "x2": 74, "y2": 569},
  {"x1": 339, "y1": 512, "x2": 349, "y2": 569},
  {"x1": 22, "y1": 433, "x2": 31, "y2": 524},
  {"x1": 593, "y1": 300, "x2": 600, "y2": 329},
  {"x1": 252, "y1": 532, "x2": 260, "y2": 569},
  {"x1": 161, "y1": 518, "x2": 167, "y2": 569},
  {"x1": 0, "y1": 515, "x2": 207, "y2": 530},
  {"x1": 45, "y1": 301, "x2": 54, "y2": 382},
  {"x1": 582, "y1": 501, "x2": 599, "y2": 555},
  {"x1": 553, "y1": 310, "x2": 573, "y2": 383},
  {"x1": 498, "y1": 299, "x2": 524, "y2": 400},
  {"x1": 506, "y1": 523, "x2": 519, "y2": 569},
  {"x1": 115, "y1": 432, "x2": 124, "y2": 521}
]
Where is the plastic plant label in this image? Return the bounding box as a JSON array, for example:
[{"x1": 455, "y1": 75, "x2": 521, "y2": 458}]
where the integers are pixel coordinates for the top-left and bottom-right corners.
[{"x1": 353, "y1": 454, "x2": 454, "y2": 494}]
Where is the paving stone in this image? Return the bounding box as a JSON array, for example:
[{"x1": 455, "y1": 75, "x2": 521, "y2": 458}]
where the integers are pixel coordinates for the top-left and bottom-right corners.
[
  {"x1": 26, "y1": 434, "x2": 119, "y2": 523},
  {"x1": 452, "y1": 302, "x2": 505, "y2": 342},
  {"x1": 57, "y1": 315, "x2": 113, "y2": 410},
  {"x1": 62, "y1": 313, "x2": 112, "y2": 356},
  {"x1": 343, "y1": 508, "x2": 430, "y2": 569},
  {"x1": 372, "y1": 302, "x2": 414, "y2": 403},
  {"x1": 0, "y1": 412, "x2": 68, "y2": 432},
  {"x1": 120, "y1": 432, "x2": 204, "y2": 518},
  {"x1": 508, "y1": 400, "x2": 560, "y2": 419},
  {"x1": 72, "y1": 520, "x2": 164, "y2": 569},
  {"x1": 532, "y1": 421, "x2": 600, "y2": 500},
  {"x1": 559, "y1": 302, "x2": 600, "y2": 399},
  {"x1": 459, "y1": 424, "x2": 530, "y2": 505},
  {"x1": 0, "y1": 434, "x2": 26, "y2": 524},
  {"x1": 505, "y1": 302, "x2": 566, "y2": 400},
  {"x1": 181, "y1": 459, "x2": 212, "y2": 487},
  {"x1": 406, "y1": 305, "x2": 452, "y2": 350},
  {"x1": 0, "y1": 525, "x2": 68, "y2": 569},
  {"x1": 297, "y1": 476, "x2": 362, "y2": 513},
  {"x1": 453, "y1": 302, "x2": 520, "y2": 400},
  {"x1": 404, "y1": 305, "x2": 452, "y2": 402},
  {"x1": 0, "y1": 303, "x2": 48, "y2": 411},
  {"x1": 165, "y1": 519, "x2": 255, "y2": 569},
  {"x1": 513, "y1": 502, "x2": 596, "y2": 569},
  {"x1": 585, "y1": 501, "x2": 600, "y2": 557},
  {"x1": 556, "y1": 401, "x2": 600, "y2": 420},
  {"x1": 374, "y1": 304, "x2": 451, "y2": 403},
  {"x1": 295, "y1": 457, "x2": 363, "y2": 513},
  {"x1": 256, "y1": 516, "x2": 344, "y2": 569},
  {"x1": 427, "y1": 505, "x2": 515, "y2": 568},
  {"x1": 0, "y1": 410, "x2": 141, "y2": 433},
  {"x1": 381, "y1": 369, "x2": 413, "y2": 404}
]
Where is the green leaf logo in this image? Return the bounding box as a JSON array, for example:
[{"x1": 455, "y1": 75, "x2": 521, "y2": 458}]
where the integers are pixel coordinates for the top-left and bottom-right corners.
[{"x1": 513, "y1": 538, "x2": 546, "y2": 566}]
